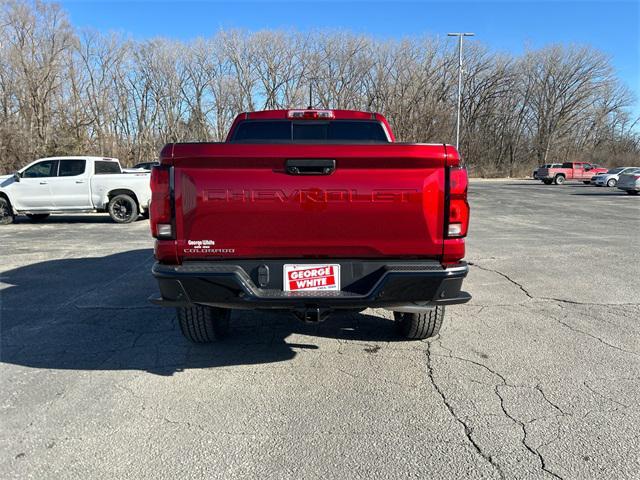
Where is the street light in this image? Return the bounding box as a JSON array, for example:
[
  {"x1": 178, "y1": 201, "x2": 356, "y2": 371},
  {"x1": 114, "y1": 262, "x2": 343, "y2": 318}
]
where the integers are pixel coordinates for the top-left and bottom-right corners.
[{"x1": 447, "y1": 32, "x2": 475, "y2": 151}]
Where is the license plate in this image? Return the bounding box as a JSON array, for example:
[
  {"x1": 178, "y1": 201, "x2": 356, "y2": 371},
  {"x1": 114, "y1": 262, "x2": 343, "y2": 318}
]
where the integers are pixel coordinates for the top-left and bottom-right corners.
[{"x1": 283, "y1": 264, "x2": 340, "y2": 292}]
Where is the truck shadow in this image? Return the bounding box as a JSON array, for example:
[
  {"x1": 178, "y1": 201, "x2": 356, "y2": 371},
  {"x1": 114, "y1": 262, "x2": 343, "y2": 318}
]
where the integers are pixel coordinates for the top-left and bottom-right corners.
[
  {"x1": 0, "y1": 249, "x2": 404, "y2": 376},
  {"x1": 571, "y1": 191, "x2": 632, "y2": 196}
]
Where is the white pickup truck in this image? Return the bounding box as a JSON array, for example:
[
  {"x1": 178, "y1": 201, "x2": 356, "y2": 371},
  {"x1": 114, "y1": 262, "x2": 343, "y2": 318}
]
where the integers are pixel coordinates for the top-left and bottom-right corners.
[{"x1": 0, "y1": 156, "x2": 151, "y2": 224}]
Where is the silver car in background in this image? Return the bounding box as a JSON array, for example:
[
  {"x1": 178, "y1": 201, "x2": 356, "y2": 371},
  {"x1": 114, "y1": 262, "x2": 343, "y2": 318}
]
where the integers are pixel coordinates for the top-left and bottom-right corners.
[
  {"x1": 591, "y1": 167, "x2": 639, "y2": 187},
  {"x1": 616, "y1": 168, "x2": 640, "y2": 195}
]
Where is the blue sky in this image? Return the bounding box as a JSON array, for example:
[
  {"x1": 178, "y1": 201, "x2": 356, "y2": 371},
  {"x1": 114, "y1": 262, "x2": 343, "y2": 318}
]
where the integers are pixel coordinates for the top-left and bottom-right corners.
[{"x1": 60, "y1": 0, "x2": 639, "y2": 113}]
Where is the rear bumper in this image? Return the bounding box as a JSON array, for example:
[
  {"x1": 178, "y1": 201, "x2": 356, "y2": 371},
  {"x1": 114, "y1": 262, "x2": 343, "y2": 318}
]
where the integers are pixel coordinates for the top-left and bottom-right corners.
[{"x1": 151, "y1": 259, "x2": 471, "y2": 310}]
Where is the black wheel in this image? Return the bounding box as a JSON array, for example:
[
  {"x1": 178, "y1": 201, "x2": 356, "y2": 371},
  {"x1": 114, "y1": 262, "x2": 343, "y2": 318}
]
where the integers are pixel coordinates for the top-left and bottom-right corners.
[
  {"x1": 542, "y1": 179, "x2": 552, "y2": 185},
  {"x1": 553, "y1": 175, "x2": 565, "y2": 185},
  {"x1": 177, "y1": 305, "x2": 230, "y2": 343},
  {"x1": 394, "y1": 306, "x2": 445, "y2": 340},
  {"x1": 626, "y1": 190, "x2": 638, "y2": 195},
  {"x1": 606, "y1": 178, "x2": 617, "y2": 187},
  {"x1": 583, "y1": 181, "x2": 590, "y2": 185},
  {"x1": 108, "y1": 194, "x2": 138, "y2": 223},
  {"x1": 27, "y1": 213, "x2": 50, "y2": 222},
  {"x1": 0, "y1": 197, "x2": 14, "y2": 225}
]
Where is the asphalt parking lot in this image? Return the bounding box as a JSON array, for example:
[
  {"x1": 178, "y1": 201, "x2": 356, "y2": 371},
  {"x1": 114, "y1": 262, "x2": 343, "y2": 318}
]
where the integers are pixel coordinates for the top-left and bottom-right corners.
[{"x1": 1, "y1": 180, "x2": 638, "y2": 479}]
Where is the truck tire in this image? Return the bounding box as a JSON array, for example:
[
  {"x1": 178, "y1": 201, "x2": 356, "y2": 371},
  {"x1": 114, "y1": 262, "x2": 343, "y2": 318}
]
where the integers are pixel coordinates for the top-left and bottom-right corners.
[
  {"x1": 108, "y1": 194, "x2": 138, "y2": 223},
  {"x1": 583, "y1": 181, "x2": 590, "y2": 185},
  {"x1": 177, "y1": 305, "x2": 230, "y2": 343},
  {"x1": 553, "y1": 175, "x2": 565, "y2": 185},
  {"x1": 607, "y1": 178, "x2": 617, "y2": 187},
  {"x1": 394, "y1": 306, "x2": 445, "y2": 340},
  {"x1": 0, "y1": 197, "x2": 14, "y2": 225},
  {"x1": 626, "y1": 190, "x2": 638, "y2": 195},
  {"x1": 542, "y1": 179, "x2": 552, "y2": 185},
  {"x1": 27, "y1": 213, "x2": 50, "y2": 222}
]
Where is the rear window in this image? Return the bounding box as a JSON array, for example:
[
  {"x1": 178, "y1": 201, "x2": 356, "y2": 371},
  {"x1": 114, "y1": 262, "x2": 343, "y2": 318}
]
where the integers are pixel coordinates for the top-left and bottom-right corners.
[
  {"x1": 233, "y1": 121, "x2": 291, "y2": 141},
  {"x1": 95, "y1": 161, "x2": 121, "y2": 174},
  {"x1": 231, "y1": 120, "x2": 389, "y2": 143},
  {"x1": 561, "y1": 162, "x2": 573, "y2": 168}
]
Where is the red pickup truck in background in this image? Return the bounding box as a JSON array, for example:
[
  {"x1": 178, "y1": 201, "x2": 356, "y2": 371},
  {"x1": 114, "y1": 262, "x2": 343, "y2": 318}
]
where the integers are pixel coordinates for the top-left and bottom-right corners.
[
  {"x1": 149, "y1": 109, "x2": 470, "y2": 343},
  {"x1": 537, "y1": 162, "x2": 607, "y2": 185}
]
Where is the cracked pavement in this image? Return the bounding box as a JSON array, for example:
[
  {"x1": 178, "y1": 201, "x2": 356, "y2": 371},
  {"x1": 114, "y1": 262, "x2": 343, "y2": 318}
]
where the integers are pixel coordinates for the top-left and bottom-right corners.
[{"x1": 1, "y1": 180, "x2": 639, "y2": 479}]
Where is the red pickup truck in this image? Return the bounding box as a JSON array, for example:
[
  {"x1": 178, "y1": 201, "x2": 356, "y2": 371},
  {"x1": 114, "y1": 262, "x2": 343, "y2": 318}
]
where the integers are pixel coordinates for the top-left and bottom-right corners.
[
  {"x1": 537, "y1": 162, "x2": 607, "y2": 185},
  {"x1": 149, "y1": 109, "x2": 470, "y2": 343}
]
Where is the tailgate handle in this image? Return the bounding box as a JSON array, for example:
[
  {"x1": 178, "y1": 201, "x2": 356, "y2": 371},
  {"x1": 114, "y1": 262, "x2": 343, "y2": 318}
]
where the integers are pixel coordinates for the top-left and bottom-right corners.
[{"x1": 286, "y1": 159, "x2": 335, "y2": 175}]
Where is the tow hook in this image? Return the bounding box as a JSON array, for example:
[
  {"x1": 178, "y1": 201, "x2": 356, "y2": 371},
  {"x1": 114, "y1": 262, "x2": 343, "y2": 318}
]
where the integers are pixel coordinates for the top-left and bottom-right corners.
[{"x1": 293, "y1": 307, "x2": 330, "y2": 323}]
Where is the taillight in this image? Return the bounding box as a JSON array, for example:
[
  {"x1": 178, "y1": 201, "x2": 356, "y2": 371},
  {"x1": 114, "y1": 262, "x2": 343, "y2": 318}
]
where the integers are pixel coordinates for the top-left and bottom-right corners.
[
  {"x1": 150, "y1": 165, "x2": 173, "y2": 239},
  {"x1": 287, "y1": 109, "x2": 335, "y2": 119},
  {"x1": 447, "y1": 167, "x2": 469, "y2": 238}
]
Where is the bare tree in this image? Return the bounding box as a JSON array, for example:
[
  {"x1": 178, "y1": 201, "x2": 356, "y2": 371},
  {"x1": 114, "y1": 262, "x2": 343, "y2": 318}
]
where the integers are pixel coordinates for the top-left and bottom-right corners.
[{"x1": 1, "y1": 0, "x2": 74, "y2": 166}]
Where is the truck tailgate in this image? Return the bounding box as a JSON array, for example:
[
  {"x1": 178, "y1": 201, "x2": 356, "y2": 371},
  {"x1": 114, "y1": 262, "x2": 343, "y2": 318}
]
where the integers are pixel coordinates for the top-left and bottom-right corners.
[{"x1": 167, "y1": 143, "x2": 451, "y2": 260}]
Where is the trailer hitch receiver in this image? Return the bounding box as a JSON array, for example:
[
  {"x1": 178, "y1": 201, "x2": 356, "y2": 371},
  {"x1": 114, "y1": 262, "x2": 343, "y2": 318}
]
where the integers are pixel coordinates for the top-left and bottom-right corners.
[{"x1": 293, "y1": 307, "x2": 331, "y2": 323}]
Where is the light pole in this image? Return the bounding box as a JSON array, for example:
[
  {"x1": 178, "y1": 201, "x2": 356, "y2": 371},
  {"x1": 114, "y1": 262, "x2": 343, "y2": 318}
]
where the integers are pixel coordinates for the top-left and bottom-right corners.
[{"x1": 447, "y1": 32, "x2": 474, "y2": 151}]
